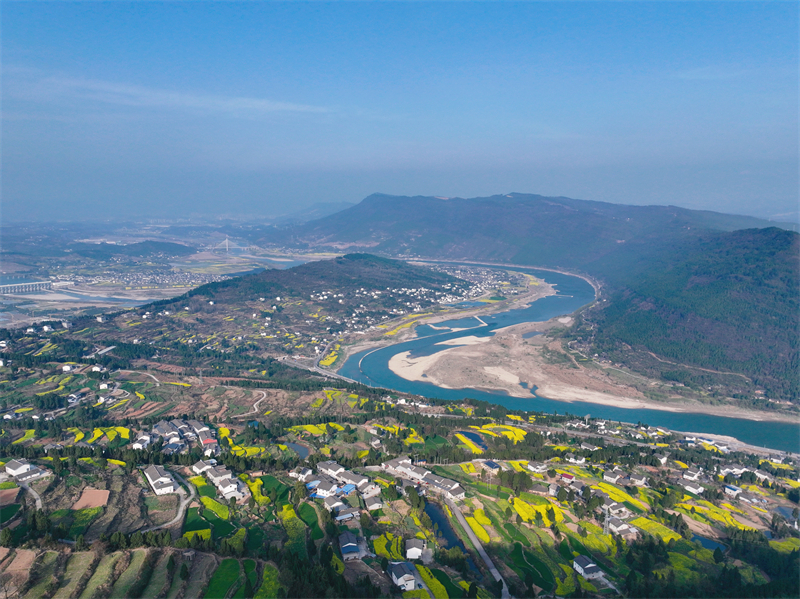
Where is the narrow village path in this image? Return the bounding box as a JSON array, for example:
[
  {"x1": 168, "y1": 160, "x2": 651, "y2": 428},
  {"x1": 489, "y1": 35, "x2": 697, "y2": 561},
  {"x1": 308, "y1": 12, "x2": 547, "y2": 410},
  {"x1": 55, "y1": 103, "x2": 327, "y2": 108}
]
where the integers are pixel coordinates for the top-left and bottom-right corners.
[
  {"x1": 18, "y1": 481, "x2": 43, "y2": 510},
  {"x1": 445, "y1": 498, "x2": 511, "y2": 599},
  {"x1": 232, "y1": 390, "x2": 268, "y2": 420}
]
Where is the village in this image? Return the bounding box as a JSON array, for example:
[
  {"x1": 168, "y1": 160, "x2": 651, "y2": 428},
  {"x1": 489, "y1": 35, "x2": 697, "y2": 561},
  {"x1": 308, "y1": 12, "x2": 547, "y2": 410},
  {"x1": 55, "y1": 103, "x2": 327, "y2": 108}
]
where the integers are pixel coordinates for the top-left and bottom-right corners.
[{"x1": 1, "y1": 365, "x2": 798, "y2": 599}]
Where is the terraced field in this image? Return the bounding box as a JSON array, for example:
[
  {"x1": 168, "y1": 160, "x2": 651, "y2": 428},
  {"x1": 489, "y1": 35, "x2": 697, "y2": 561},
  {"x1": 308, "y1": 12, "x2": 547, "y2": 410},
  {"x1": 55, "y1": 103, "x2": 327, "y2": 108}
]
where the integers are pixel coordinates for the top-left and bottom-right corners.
[
  {"x1": 78, "y1": 552, "x2": 122, "y2": 599},
  {"x1": 52, "y1": 551, "x2": 96, "y2": 599},
  {"x1": 109, "y1": 549, "x2": 148, "y2": 598},
  {"x1": 184, "y1": 554, "x2": 218, "y2": 598},
  {"x1": 23, "y1": 551, "x2": 59, "y2": 599},
  {"x1": 140, "y1": 550, "x2": 178, "y2": 598}
]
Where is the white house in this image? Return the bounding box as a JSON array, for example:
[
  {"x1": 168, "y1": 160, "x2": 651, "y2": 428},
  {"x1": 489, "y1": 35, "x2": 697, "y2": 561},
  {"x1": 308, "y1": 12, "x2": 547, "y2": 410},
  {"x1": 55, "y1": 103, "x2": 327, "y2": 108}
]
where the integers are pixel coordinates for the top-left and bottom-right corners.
[
  {"x1": 132, "y1": 434, "x2": 151, "y2": 450},
  {"x1": 566, "y1": 453, "x2": 586, "y2": 465},
  {"x1": 679, "y1": 480, "x2": 705, "y2": 495},
  {"x1": 315, "y1": 480, "x2": 339, "y2": 498},
  {"x1": 365, "y1": 496, "x2": 383, "y2": 511},
  {"x1": 527, "y1": 462, "x2": 548, "y2": 474},
  {"x1": 406, "y1": 539, "x2": 425, "y2": 560},
  {"x1": 573, "y1": 555, "x2": 602, "y2": 580},
  {"x1": 338, "y1": 470, "x2": 369, "y2": 488},
  {"x1": 607, "y1": 517, "x2": 635, "y2": 536},
  {"x1": 388, "y1": 562, "x2": 416, "y2": 591},
  {"x1": 724, "y1": 484, "x2": 742, "y2": 498},
  {"x1": 192, "y1": 460, "x2": 215, "y2": 475},
  {"x1": 683, "y1": 468, "x2": 702, "y2": 482},
  {"x1": 5, "y1": 459, "x2": 34, "y2": 477},
  {"x1": 317, "y1": 461, "x2": 345, "y2": 479},
  {"x1": 144, "y1": 465, "x2": 177, "y2": 495},
  {"x1": 324, "y1": 496, "x2": 345, "y2": 512}
]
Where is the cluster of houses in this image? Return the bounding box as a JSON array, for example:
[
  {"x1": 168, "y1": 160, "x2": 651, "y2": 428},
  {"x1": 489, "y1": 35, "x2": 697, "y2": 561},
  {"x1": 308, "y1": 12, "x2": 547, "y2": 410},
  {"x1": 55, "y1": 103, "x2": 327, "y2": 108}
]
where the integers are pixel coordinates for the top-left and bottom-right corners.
[
  {"x1": 381, "y1": 456, "x2": 466, "y2": 501},
  {"x1": 192, "y1": 460, "x2": 250, "y2": 502},
  {"x1": 338, "y1": 529, "x2": 427, "y2": 592},
  {"x1": 291, "y1": 461, "x2": 383, "y2": 521},
  {"x1": 133, "y1": 419, "x2": 219, "y2": 456}
]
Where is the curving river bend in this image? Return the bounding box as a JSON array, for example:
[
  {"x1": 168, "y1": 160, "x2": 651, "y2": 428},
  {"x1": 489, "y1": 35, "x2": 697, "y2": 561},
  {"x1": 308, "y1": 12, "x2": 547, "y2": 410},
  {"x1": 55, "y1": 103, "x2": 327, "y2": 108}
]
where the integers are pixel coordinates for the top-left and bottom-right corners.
[{"x1": 339, "y1": 265, "x2": 799, "y2": 453}]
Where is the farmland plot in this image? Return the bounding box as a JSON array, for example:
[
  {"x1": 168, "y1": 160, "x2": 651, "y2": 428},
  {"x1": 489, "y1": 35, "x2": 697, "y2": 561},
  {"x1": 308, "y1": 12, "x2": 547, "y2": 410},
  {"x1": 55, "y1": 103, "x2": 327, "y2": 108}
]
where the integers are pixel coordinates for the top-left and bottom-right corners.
[
  {"x1": 52, "y1": 551, "x2": 96, "y2": 599},
  {"x1": 110, "y1": 549, "x2": 148, "y2": 598},
  {"x1": 78, "y1": 552, "x2": 122, "y2": 599},
  {"x1": 23, "y1": 551, "x2": 59, "y2": 599}
]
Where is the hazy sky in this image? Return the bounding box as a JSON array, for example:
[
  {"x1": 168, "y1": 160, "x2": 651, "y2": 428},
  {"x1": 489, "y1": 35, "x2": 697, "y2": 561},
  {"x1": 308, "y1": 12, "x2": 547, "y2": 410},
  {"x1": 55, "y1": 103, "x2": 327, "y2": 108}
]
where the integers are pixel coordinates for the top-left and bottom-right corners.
[{"x1": 3, "y1": 2, "x2": 798, "y2": 222}]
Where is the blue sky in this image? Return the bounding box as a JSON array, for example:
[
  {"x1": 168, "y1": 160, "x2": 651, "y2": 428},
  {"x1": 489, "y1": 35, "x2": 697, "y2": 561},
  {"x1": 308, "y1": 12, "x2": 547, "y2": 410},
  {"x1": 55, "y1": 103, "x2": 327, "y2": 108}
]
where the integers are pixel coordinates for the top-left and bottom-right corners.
[{"x1": 3, "y1": 1, "x2": 798, "y2": 221}]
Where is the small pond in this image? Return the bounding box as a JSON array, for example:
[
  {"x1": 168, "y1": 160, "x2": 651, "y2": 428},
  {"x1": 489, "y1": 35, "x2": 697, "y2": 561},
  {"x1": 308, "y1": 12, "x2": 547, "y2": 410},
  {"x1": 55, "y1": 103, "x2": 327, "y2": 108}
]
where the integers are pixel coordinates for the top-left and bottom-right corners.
[
  {"x1": 284, "y1": 442, "x2": 310, "y2": 459},
  {"x1": 456, "y1": 430, "x2": 488, "y2": 450},
  {"x1": 692, "y1": 534, "x2": 726, "y2": 552}
]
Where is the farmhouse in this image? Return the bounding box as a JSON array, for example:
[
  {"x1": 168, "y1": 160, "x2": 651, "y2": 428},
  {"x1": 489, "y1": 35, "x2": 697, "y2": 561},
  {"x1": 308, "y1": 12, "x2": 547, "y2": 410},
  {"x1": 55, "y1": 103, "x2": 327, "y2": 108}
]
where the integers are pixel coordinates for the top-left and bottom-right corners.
[
  {"x1": 323, "y1": 496, "x2": 345, "y2": 512},
  {"x1": 192, "y1": 460, "x2": 215, "y2": 475},
  {"x1": 406, "y1": 538, "x2": 425, "y2": 560},
  {"x1": 683, "y1": 468, "x2": 702, "y2": 482},
  {"x1": 573, "y1": 555, "x2": 602, "y2": 580},
  {"x1": 365, "y1": 496, "x2": 383, "y2": 511},
  {"x1": 5, "y1": 459, "x2": 34, "y2": 477},
  {"x1": 144, "y1": 465, "x2": 177, "y2": 495},
  {"x1": 388, "y1": 562, "x2": 416, "y2": 591},
  {"x1": 724, "y1": 484, "x2": 742, "y2": 498},
  {"x1": 317, "y1": 461, "x2": 345, "y2": 478},
  {"x1": 339, "y1": 531, "x2": 360, "y2": 561},
  {"x1": 132, "y1": 434, "x2": 151, "y2": 450}
]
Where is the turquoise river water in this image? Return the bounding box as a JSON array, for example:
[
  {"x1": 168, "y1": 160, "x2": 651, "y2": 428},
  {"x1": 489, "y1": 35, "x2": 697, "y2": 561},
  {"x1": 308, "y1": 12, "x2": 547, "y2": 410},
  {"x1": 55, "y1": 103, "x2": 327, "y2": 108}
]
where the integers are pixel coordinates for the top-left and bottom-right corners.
[{"x1": 338, "y1": 265, "x2": 799, "y2": 453}]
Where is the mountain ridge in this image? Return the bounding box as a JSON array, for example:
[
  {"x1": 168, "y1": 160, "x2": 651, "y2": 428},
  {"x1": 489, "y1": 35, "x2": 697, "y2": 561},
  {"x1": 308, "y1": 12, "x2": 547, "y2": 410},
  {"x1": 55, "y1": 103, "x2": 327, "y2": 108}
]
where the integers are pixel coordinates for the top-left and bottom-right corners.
[{"x1": 258, "y1": 193, "x2": 799, "y2": 400}]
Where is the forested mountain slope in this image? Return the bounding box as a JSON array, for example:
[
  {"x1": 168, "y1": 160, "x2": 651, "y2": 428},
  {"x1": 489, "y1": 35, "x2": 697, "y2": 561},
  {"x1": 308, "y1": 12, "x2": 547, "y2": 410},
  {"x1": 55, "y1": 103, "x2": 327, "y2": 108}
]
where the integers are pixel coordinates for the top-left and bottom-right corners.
[{"x1": 584, "y1": 228, "x2": 799, "y2": 399}]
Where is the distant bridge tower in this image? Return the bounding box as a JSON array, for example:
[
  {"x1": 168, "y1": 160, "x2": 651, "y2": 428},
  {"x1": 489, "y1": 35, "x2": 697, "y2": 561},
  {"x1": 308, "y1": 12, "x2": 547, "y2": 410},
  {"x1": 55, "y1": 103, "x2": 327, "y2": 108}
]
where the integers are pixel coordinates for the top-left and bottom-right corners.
[{"x1": 212, "y1": 237, "x2": 248, "y2": 253}]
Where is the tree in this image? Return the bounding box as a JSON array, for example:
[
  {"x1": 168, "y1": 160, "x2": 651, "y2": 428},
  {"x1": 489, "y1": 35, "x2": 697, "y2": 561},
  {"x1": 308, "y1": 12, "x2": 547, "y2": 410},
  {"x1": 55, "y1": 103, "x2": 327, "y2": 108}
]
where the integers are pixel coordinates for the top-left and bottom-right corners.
[
  {"x1": 713, "y1": 547, "x2": 724, "y2": 564},
  {"x1": 180, "y1": 563, "x2": 190, "y2": 580},
  {"x1": 557, "y1": 487, "x2": 567, "y2": 502},
  {"x1": 0, "y1": 529, "x2": 12, "y2": 548}
]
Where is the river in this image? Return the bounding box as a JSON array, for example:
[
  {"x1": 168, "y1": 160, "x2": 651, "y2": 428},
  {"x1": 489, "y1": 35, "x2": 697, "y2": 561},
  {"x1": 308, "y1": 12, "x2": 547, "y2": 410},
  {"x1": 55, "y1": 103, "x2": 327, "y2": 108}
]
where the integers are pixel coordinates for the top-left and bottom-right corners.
[{"x1": 339, "y1": 264, "x2": 799, "y2": 452}]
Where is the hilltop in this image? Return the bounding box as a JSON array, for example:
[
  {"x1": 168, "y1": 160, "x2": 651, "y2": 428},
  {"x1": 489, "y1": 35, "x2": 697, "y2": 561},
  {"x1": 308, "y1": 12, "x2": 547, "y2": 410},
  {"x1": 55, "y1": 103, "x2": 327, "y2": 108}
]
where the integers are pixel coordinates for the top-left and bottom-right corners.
[{"x1": 52, "y1": 254, "x2": 472, "y2": 372}]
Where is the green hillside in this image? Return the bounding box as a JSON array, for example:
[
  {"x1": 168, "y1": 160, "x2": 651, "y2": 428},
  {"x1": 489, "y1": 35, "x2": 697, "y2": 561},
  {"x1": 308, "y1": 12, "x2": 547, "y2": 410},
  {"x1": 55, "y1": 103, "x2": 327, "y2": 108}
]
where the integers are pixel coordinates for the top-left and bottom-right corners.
[{"x1": 585, "y1": 228, "x2": 799, "y2": 399}]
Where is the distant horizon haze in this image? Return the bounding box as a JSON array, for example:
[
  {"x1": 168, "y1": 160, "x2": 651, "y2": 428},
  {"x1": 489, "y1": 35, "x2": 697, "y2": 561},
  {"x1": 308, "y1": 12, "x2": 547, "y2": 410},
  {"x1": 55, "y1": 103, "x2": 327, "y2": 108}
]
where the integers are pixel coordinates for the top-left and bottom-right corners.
[{"x1": 2, "y1": 2, "x2": 797, "y2": 223}]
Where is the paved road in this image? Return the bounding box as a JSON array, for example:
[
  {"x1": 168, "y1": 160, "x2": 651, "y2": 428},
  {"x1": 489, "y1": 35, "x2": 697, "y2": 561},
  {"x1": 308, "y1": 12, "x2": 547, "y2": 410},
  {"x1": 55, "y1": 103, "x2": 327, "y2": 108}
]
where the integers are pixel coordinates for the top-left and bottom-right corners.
[
  {"x1": 18, "y1": 481, "x2": 43, "y2": 510},
  {"x1": 445, "y1": 498, "x2": 510, "y2": 599},
  {"x1": 140, "y1": 470, "x2": 196, "y2": 533}
]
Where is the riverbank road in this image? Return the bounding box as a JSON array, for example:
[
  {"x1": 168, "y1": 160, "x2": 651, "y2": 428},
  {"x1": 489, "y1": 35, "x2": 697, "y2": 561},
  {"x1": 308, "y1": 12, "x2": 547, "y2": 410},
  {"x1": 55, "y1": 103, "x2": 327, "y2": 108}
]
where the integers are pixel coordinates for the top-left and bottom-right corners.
[{"x1": 445, "y1": 498, "x2": 510, "y2": 599}]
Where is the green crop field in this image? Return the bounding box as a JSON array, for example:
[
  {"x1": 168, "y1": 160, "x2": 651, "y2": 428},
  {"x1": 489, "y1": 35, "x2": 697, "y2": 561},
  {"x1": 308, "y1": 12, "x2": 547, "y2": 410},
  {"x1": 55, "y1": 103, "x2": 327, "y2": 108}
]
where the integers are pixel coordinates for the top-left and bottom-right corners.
[
  {"x1": 140, "y1": 551, "x2": 175, "y2": 599},
  {"x1": 110, "y1": 549, "x2": 147, "y2": 598},
  {"x1": 52, "y1": 551, "x2": 95, "y2": 599},
  {"x1": 23, "y1": 551, "x2": 59, "y2": 599},
  {"x1": 254, "y1": 564, "x2": 281, "y2": 599},
  {"x1": 78, "y1": 553, "x2": 122, "y2": 599},
  {"x1": 0, "y1": 503, "x2": 20, "y2": 524},
  {"x1": 232, "y1": 559, "x2": 258, "y2": 598},
  {"x1": 298, "y1": 503, "x2": 323, "y2": 540},
  {"x1": 203, "y1": 558, "x2": 241, "y2": 599}
]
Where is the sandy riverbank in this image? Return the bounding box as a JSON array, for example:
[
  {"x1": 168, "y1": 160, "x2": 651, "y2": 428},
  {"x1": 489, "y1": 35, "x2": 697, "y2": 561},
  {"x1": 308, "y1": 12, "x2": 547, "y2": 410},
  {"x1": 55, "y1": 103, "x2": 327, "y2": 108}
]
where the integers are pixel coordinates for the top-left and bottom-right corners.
[
  {"x1": 336, "y1": 274, "x2": 557, "y2": 364},
  {"x1": 384, "y1": 318, "x2": 800, "y2": 425}
]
